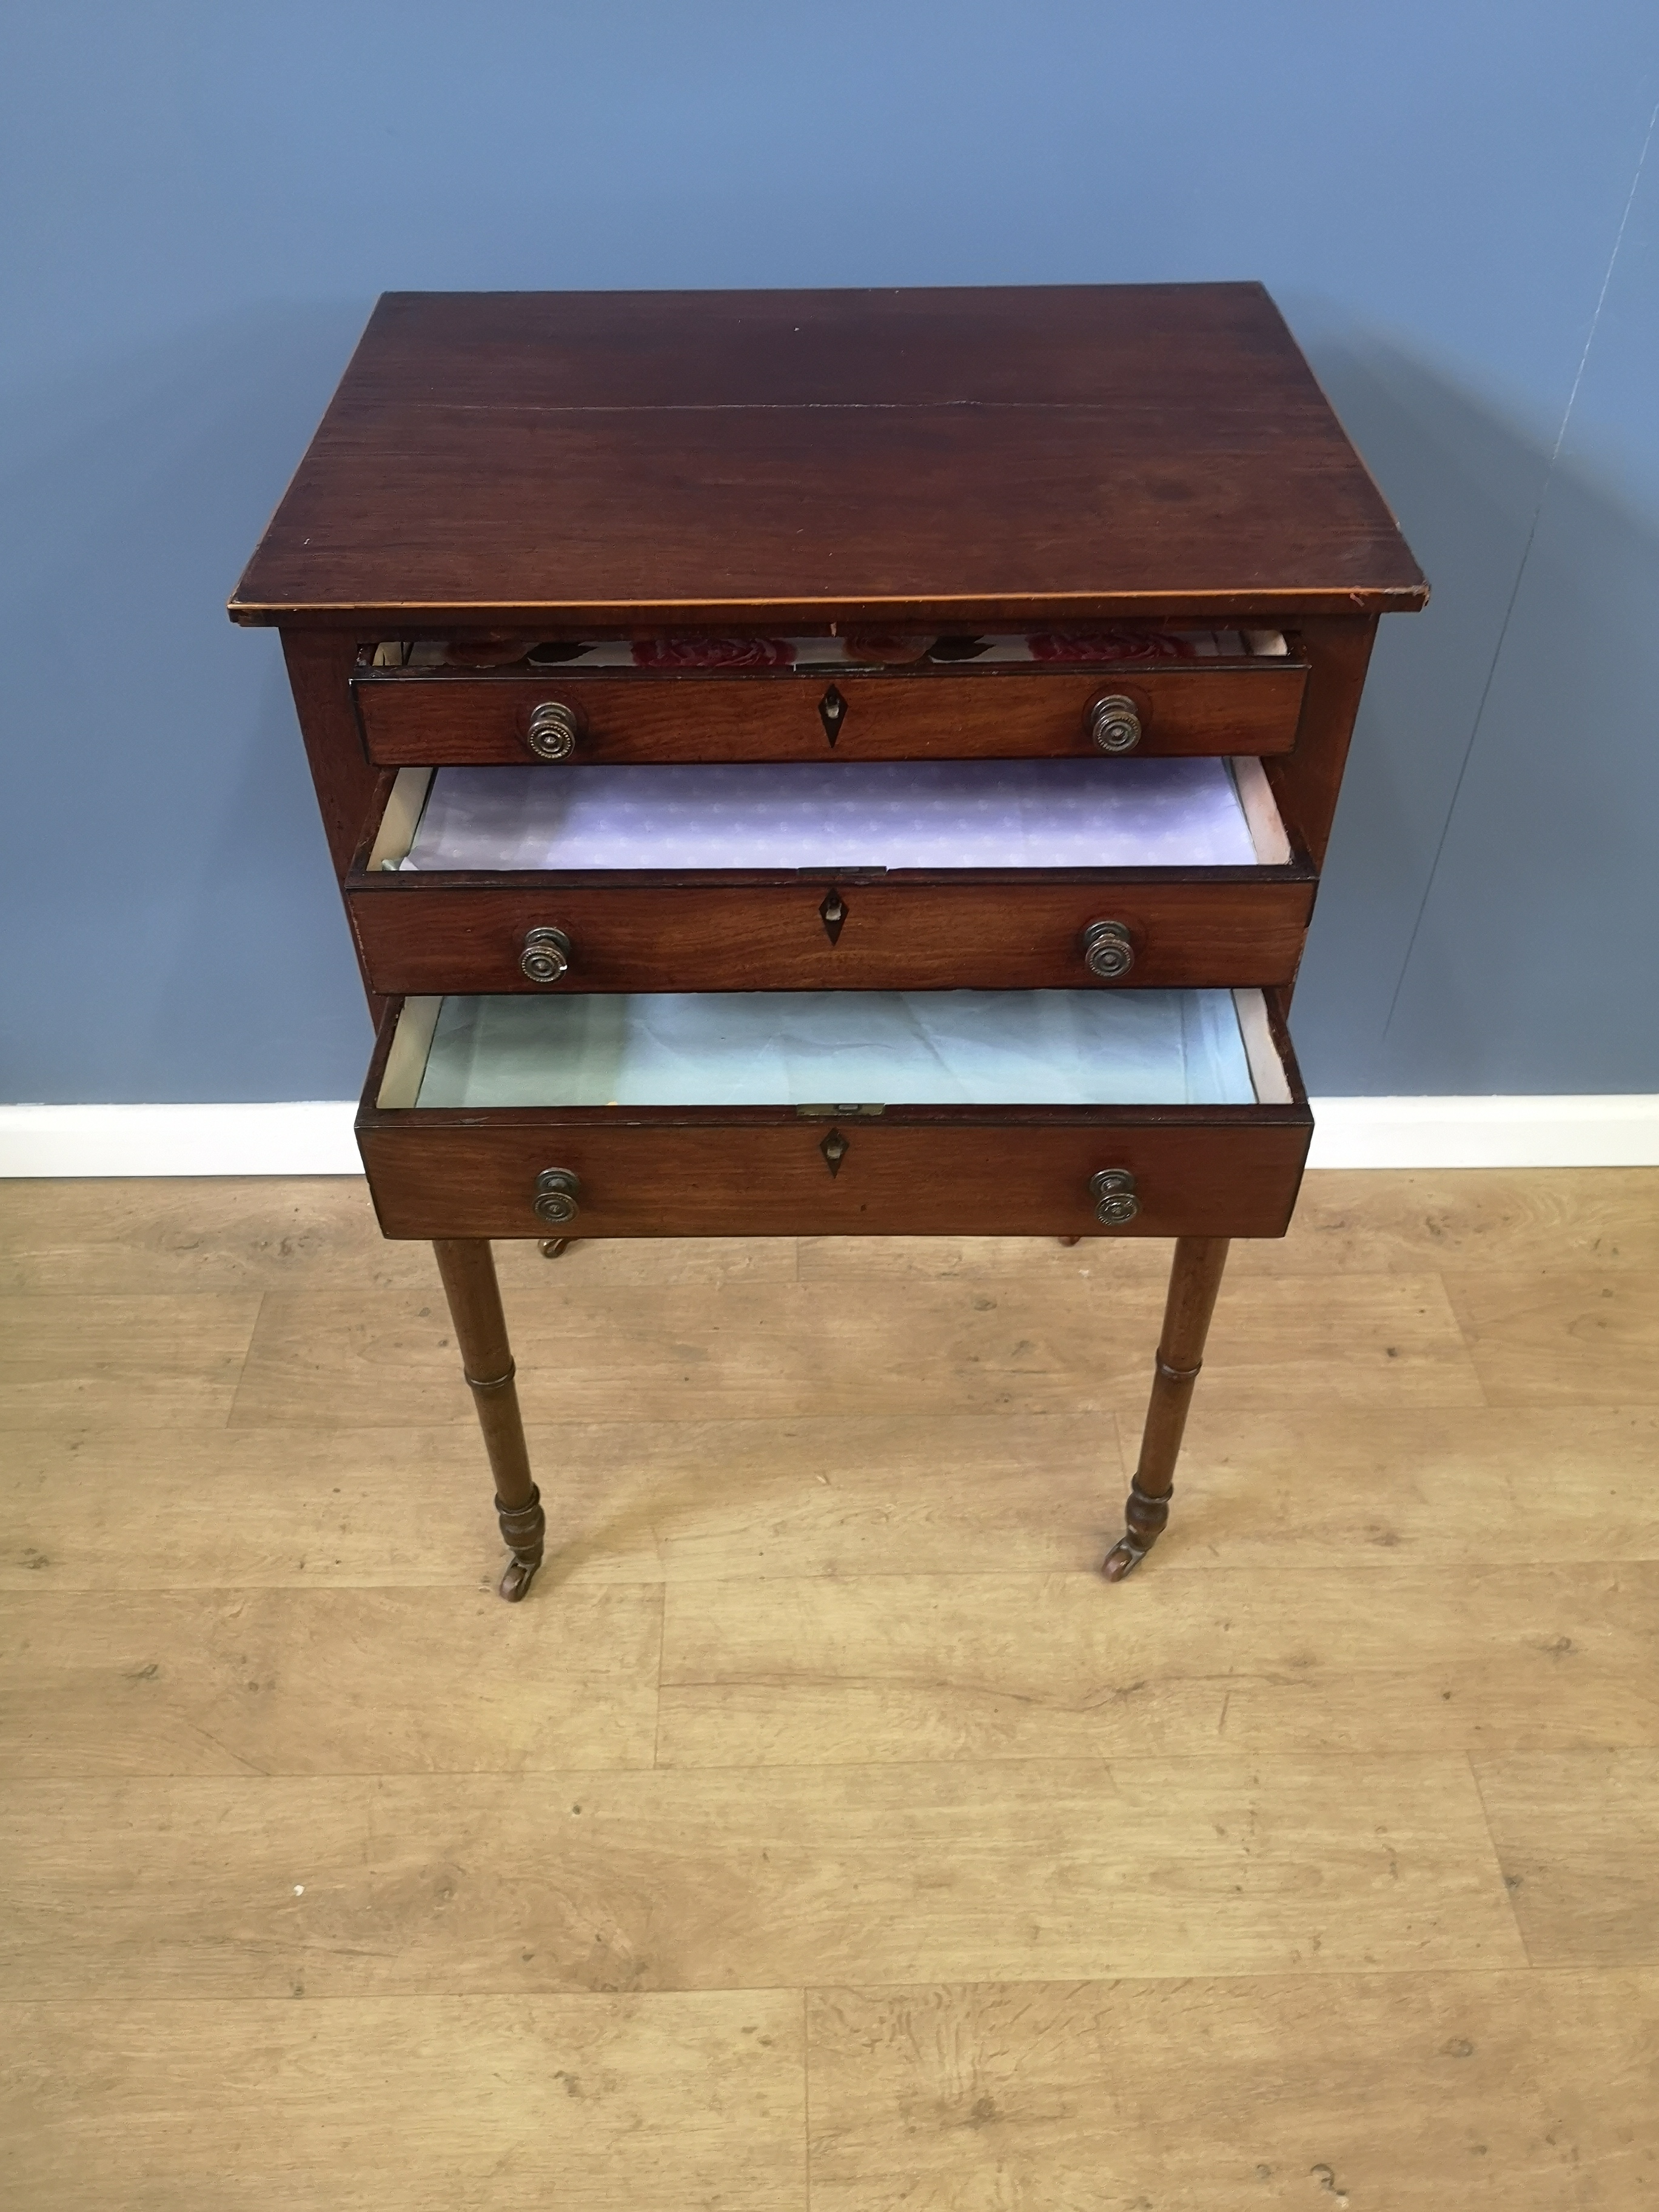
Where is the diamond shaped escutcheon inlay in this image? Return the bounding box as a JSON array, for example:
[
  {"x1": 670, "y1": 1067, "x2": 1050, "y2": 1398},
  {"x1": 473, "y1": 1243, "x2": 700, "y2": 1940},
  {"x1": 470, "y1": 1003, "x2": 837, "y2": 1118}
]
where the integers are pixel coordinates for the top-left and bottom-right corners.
[
  {"x1": 818, "y1": 685, "x2": 846, "y2": 745},
  {"x1": 819, "y1": 1128, "x2": 850, "y2": 1177},
  {"x1": 819, "y1": 888, "x2": 848, "y2": 945}
]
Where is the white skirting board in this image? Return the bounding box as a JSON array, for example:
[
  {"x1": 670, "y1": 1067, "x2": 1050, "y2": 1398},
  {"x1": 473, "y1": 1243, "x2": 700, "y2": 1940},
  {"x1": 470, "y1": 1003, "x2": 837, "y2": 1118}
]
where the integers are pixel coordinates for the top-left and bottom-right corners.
[
  {"x1": 0, "y1": 1096, "x2": 1657, "y2": 1176},
  {"x1": 0, "y1": 1104, "x2": 364, "y2": 1179},
  {"x1": 1305, "y1": 1096, "x2": 1659, "y2": 1168}
]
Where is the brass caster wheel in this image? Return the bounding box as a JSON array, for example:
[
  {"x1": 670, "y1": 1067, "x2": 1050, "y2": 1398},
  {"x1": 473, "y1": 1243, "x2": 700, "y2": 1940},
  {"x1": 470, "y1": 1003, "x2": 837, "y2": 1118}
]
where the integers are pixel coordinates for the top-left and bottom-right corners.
[
  {"x1": 1101, "y1": 1536, "x2": 1149, "y2": 1583},
  {"x1": 497, "y1": 1554, "x2": 541, "y2": 1603}
]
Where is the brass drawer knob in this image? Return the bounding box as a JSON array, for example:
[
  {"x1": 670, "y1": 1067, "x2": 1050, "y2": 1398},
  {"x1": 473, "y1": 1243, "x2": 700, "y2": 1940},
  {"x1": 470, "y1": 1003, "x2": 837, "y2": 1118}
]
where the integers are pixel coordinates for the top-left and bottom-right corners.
[
  {"x1": 1081, "y1": 919, "x2": 1136, "y2": 979},
  {"x1": 520, "y1": 925, "x2": 572, "y2": 984},
  {"x1": 1090, "y1": 1168, "x2": 1139, "y2": 1227},
  {"x1": 526, "y1": 699, "x2": 583, "y2": 759},
  {"x1": 1089, "y1": 694, "x2": 1142, "y2": 752},
  {"x1": 533, "y1": 1168, "x2": 581, "y2": 1225}
]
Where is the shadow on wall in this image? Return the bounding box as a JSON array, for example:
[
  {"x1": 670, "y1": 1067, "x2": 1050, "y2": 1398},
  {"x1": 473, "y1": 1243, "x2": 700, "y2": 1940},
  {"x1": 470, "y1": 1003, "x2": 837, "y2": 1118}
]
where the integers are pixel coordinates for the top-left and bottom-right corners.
[
  {"x1": 1292, "y1": 330, "x2": 1659, "y2": 1094},
  {"x1": 0, "y1": 303, "x2": 378, "y2": 1103}
]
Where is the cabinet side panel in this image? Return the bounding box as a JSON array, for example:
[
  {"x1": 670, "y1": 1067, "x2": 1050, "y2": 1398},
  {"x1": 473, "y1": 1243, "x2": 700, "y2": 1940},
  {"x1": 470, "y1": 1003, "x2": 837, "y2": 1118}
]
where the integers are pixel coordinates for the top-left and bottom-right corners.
[
  {"x1": 1264, "y1": 615, "x2": 1378, "y2": 871},
  {"x1": 281, "y1": 629, "x2": 380, "y2": 879},
  {"x1": 280, "y1": 627, "x2": 385, "y2": 1015}
]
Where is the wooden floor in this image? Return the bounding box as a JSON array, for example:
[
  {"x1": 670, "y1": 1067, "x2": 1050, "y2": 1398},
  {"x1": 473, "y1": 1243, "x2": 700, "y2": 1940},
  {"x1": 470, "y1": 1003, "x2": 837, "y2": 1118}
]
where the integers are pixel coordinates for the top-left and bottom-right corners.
[{"x1": 2, "y1": 1170, "x2": 1656, "y2": 2208}]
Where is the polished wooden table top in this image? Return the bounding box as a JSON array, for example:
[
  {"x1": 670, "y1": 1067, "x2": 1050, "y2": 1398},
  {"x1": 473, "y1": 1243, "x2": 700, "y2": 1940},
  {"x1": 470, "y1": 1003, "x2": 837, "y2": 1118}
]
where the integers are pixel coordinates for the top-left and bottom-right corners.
[{"x1": 230, "y1": 284, "x2": 1427, "y2": 632}]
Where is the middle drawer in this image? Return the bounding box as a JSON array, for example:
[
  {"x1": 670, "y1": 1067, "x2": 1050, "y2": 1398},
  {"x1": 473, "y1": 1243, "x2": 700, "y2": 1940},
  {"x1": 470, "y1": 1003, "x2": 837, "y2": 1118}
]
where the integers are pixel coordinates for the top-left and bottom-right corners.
[{"x1": 345, "y1": 757, "x2": 1315, "y2": 995}]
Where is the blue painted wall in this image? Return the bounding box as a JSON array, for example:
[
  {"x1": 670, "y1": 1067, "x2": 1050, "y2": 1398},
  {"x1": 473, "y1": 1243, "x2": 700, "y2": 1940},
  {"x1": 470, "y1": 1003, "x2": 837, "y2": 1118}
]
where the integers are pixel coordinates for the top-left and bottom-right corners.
[{"x1": 3, "y1": 2, "x2": 1655, "y2": 1102}]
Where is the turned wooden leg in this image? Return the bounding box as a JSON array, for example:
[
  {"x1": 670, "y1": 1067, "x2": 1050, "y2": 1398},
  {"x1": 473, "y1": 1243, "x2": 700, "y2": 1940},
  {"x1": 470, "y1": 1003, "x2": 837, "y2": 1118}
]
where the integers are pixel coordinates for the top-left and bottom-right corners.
[
  {"x1": 1102, "y1": 1235, "x2": 1230, "y2": 1583},
  {"x1": 433, "y1": 1238, "x2": 546, "y2": 1603}
]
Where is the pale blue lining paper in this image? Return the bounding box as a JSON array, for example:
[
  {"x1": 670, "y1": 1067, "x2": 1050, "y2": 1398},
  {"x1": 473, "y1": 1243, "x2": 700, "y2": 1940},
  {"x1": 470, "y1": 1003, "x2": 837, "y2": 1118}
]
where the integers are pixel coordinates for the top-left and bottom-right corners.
[
  {"x1": 415, "y1": 991, "x2": 1256, "y2": 1108},
  {"x1": 401, "y1": 758, "x2": 1259, "y2": 873}
]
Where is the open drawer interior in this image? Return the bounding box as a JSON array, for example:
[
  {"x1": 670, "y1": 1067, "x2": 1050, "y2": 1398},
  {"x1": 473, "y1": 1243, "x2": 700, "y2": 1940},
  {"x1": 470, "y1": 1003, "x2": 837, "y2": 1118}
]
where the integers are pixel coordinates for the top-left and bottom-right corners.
[
  {"x1": 365, "y1": 756, "x2": 1294, "y2": 874},
  {"x1": 367, "y1": 628, "x2": 1293, "y2": 672},
  {"x1": 375, "y1": 987, "x2": 1298, "y2": 1112}
]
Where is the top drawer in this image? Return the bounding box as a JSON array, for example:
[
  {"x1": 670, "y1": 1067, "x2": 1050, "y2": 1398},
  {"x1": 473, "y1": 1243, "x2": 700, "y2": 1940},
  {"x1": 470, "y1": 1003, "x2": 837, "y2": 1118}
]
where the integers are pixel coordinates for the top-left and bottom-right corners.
[{"x1": 353, "y1": 631, "x2": 1309, "y2": 766}]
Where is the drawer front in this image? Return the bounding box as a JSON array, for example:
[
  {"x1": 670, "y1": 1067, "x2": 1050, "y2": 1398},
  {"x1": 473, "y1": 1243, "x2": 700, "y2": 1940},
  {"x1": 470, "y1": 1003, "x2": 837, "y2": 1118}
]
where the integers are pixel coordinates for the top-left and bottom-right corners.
[
  {"x1": 354, "y1": 664, "x2": 1309, "y2": 765},
  {"x1": 347, "y1": 880, "x2": 1316, "y2": 994},
  {"x1": 358, "y1": 1116, "x2": 1310, "y2": 1241}
]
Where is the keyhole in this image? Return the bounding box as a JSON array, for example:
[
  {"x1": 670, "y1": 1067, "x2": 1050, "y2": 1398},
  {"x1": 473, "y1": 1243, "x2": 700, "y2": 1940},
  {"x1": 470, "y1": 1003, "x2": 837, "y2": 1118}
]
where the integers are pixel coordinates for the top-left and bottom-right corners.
[
  {"x1": 818, "y1": 686, "x2": 846, "y2": 746},
  {"x1": 819, "y1": 889, "x2": 848, "y2": 945},
  {"x1": 819, "y1": 1128, "x2": 850, "y2": 1177}
]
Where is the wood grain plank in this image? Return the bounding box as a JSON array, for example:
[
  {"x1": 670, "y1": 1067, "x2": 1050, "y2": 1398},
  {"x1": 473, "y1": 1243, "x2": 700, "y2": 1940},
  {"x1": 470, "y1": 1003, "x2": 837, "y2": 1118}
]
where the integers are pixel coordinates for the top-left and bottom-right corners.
[
  {"x1": 798, "y1": 1167, "x2": 1659, "y2": 1280},
  {"x1": 0, "y1": 1413, "x2": 1125, "y2": 1591},
  {"x1": 1473, "y1": 1752, "x2": 1659, "y2": 1967},
  {"x1": 0, "y1": 1427, "x2": 601, "y2": 1590},
  {"x1": 657, "y1": 1565, "x2": 1659, "y2": 1767},
  {"x1": 19, "y1": 1403, "x2": 1650, "y2": 1600},
  {"x1": 0, "y1": 1293, "x2": 261, "y2": 1426},
  {"x1": 0, "y1": 1991, "x2": 805, "y2": 2212},
  {"x1": 227, "y1": 1273, "x2": 1481, "y2": 1429},
  {"x1": 1444, "y1": 1271, "x2": 1659, "y2": 1405},
  {"x1": 1097, "y1": 1273, "x2": 1488, "y2": 1412},
  {"x1": 228, "y1": 1277, "x2": 1139, "y2": 1426},
  {"x1": 1161, "y1": 1405, "x2": 1659, "y2": 1567},
  {"x1": 0, "y1": 1758, "x2": 1521, "y2": 1999},
  {"x1": 806, "y1": 1972, "x2": 1659, "y2": 2212},
  {"x1": 0, "y1": 1586, "x2": 663, "y2": 1775},
  {"x1": 0, "y1": 1177, "x2": 789, "y2": 1293}
]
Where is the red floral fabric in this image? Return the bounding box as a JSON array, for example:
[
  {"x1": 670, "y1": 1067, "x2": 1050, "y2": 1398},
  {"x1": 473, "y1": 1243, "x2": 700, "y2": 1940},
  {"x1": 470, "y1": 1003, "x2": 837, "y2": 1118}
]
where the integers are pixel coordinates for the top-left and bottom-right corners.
[
  {"x1": 632, "y1": 638, "x2": 797, "y2": 668},
  {"x1": 1026, "y1": 631, "x2": 1201, "y2": 663}
]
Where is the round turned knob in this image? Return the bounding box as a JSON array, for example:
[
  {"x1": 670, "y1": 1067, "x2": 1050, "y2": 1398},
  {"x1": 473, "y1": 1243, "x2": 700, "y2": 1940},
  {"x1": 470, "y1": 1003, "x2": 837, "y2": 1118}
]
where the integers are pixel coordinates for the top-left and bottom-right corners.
[
  {"x1": 533, "y1": 1167, "x2": 581, "y2": 1225},
  {"x1": 520, "y1": 925, "x2": 572, "y2": 984},
  {"x1": 526, "y1": 700, "x2": 582, "y2": 760},
  {"x1": 1089, "y1": 1168, "x2": 1139, "y2": 1227},
  {"x1": 1080, "y1": 920, "x2": 1136, "y2": 980},
  {"x1": 1089, "y1": 694, "x2": 1142, "y2": 753}
]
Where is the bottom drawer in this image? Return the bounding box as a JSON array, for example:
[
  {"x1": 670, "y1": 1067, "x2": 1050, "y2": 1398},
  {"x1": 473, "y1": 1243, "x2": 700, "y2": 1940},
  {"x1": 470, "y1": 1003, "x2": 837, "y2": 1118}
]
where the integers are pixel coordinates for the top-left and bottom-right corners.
[{"x1": 357, "y1": 988, "x2": 1312, "y2": 1240}]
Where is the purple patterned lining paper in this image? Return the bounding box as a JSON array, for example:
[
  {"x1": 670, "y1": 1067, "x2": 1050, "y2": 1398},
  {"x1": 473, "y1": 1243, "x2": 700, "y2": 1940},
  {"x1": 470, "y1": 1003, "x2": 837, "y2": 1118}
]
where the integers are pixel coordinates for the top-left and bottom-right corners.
[{"x1": 402, "y1": 759, "x2": 1260, "y2": 873}]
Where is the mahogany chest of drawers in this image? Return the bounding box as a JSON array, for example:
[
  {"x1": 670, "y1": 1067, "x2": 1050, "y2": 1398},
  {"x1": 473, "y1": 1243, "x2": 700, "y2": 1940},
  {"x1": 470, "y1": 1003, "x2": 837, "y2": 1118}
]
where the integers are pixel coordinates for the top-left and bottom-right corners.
[{"x1": 231, "y1": 284, "x2": 1425, "y2": 1599}]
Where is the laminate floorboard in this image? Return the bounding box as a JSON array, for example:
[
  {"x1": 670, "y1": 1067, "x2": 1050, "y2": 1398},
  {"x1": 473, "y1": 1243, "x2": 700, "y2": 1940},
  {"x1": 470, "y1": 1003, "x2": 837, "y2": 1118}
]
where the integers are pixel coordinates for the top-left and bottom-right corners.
[
  {"x1": 0, "y1": 1413, "x2": 1124, "y2": 1589},
  {"x1": 0, "y1": 1586, "x2": 663, "y2": 1775},
  {"x1": 1, "y1": 1757, "x2": 1520, "y2": 1999},
  {"x1": 1472, "y1": 1750, "x2": 1659, "y2": 1967},
  {"x1": 227, "y1": 1271, "x2": 1481, "y2": 1428},
  {"x1": 1150, "y1": 1404, "x2": 1659, "y2": 1567},
  {"x1": 657, "y1": 1561, "x2": 1659, "y2": 1766},
  {"x1": 0, "y1": 1991, "x2": 805, "y2": 2212},
  {"x1": 807, "y1": 1972, "x2": 1659, "y2": 2211},
  {"x1": 1, "y1": 1168, "x2": 1655, "y2": 2208},
  {"x1": 1444, "y1": 1268, "x2": 1659, "y2": 1405},
  {"x1": 0, "y1": 1291, "x2": 261, "y2": 1426},
  {"x1": 798, "y1": 1166, "x2": 1659, "y2": 1279}
]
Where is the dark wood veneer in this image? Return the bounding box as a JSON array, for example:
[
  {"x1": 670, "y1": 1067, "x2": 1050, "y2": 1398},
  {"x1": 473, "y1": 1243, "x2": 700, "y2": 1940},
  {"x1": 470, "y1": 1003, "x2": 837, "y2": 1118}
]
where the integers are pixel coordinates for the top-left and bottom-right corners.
[
  {"x1": 361, "y1": 1113, "x2": 1310, "y2": 1242},
  {"x1": 233, "y1": 287, "x2": 1426, "y2": 630},
  {"x1": 354, "y1": 658, "x2": 1309, "y2": 764},
  {"x1": 344, "y1": 876, "x2": 1316, "y2": 994}
]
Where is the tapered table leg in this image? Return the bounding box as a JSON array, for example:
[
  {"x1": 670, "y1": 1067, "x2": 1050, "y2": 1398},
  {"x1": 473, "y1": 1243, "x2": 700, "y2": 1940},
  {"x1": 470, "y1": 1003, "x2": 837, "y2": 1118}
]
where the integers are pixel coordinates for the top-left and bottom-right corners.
[
  {"x1": 433, "y1": 1239, "x2": 545, "y2": 1603},
  {"x1": 1102, "y1": 1235, "x2": 1230, "y2": 1582}
]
